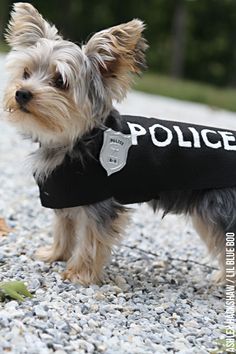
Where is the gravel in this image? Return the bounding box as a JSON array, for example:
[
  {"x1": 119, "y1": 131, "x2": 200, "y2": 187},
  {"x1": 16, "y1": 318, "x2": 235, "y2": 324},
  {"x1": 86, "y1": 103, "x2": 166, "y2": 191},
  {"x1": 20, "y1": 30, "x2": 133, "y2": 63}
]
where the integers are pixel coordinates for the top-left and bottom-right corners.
[{"x1": 0, "y1": 53, "x2": 233, "y2": 353}]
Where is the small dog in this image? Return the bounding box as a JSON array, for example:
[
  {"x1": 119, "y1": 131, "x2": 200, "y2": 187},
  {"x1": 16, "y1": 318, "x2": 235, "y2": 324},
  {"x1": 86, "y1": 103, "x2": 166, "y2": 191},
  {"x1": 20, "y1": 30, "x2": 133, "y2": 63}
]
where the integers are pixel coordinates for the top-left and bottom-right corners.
[{"x1": 3, "y1": 3, "x2": 235, "y2": 285}]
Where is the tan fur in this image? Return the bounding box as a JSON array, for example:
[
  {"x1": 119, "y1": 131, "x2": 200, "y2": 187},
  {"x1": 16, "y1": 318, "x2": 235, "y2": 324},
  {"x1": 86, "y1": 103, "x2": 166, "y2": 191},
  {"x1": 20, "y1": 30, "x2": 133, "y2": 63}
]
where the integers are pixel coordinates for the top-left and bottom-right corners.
[
  {"x1": 83, "y1": 20, "x2": 148, "y2": 103},
  {"x1": 37, "y1": 207, "x2": 129, "y2": 285},
  {"x1": 5, "y1": 2, "x2": 61, "y2": 49},
  {"x1": 36, "y1": 211, "x2": 76, "y2": 262},
  {"x1": 192, "y1": 214, "x2": 226, "y2": 283},
  {"x1": 3, "y1": 41, "x2": 95, "y2": 146},
  {"x1": 4, "y1": 4, "x2": 146, "y2": 148}
]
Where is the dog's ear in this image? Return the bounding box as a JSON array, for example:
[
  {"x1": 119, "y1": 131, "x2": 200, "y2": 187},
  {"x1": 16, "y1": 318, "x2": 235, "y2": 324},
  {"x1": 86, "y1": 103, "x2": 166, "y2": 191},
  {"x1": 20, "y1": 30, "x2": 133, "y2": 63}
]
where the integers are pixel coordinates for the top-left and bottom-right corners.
[
  {"x1": 5, "y1": 2, "x2": 61, "y2": 49},
  {"x1": 83, "y1": 19, "x2": 148, "y2": 101}
]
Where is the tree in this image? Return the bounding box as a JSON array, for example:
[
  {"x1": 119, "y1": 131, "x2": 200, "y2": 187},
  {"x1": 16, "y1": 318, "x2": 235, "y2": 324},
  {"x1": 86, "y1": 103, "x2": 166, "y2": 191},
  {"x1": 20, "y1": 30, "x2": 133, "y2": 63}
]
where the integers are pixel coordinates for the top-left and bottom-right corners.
[
  {"x1": 1, "y1": 0, "x2": 236, "y2": 87},
  {"x1": 170, "y1": 0, "x2": 187, "y2": 78},
  {"x1": 0, "y1": 0, "x2": 11, "y2": 41}
]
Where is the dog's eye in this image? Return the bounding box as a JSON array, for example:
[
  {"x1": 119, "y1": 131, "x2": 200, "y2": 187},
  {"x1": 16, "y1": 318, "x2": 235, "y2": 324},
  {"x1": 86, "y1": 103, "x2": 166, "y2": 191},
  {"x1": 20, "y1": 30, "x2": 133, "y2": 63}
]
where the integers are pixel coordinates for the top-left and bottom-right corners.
[
  {"x1": 23, "y1": 69, "x2": 30, "y2": 80},
  {"x1": 53, "y1": 73, "x2": 67, "y2": 90}
]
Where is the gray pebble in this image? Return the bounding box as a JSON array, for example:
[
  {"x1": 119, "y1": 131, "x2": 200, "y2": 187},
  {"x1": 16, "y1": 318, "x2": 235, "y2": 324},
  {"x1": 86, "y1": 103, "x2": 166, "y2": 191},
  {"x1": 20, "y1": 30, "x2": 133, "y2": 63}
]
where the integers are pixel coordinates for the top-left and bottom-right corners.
[{"x1": 34, "y1": 305, "x2": 48, "y2": 318}]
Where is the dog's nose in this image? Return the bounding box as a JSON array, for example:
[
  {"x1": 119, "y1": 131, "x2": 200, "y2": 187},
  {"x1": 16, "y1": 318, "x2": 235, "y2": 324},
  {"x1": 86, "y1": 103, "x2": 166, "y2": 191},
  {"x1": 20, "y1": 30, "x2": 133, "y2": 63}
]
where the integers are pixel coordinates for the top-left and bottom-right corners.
[{"x1": 15, "y1": 89, "x2": 33, "y2": 105}]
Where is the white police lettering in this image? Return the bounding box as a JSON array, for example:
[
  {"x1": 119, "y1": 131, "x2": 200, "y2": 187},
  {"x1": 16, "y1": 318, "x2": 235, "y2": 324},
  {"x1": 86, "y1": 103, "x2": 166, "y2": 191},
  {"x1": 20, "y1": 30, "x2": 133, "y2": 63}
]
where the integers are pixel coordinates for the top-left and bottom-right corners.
[
  {"x1": 218, "y1": 131, "x2": 236, "y2": 151},
  {"x1": 127, "y1": 121, "x2": 236, "y2": 151},
  {"x1": 201, "y1": 129, "x2": 222, "y2": 149},
  {"x1": 173, "y1": 125, "x2": 192, "y2": 147},
  {"x1": 149, "y1": 124, "x2": 173, "y2": 147},
  {"x1": 127, "y1": 123, "x2": 146, "y2": 145},
  {"x1": 188, "y1": 127, "x2": 201, "y2": 148}
]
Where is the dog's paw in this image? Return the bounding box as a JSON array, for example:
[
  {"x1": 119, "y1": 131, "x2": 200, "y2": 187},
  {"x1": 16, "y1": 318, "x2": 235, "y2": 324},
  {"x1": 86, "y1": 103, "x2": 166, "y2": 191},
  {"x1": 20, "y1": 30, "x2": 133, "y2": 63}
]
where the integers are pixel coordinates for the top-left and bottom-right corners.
[
  {"x1": 212, "y1": 269, "x2": 226, "y2": 284},
  {"x1": 35, "y1": 245, "x2": 65, "y2": 263},
  {"x1": 62, "y1": 267, "x2": 102, "y2": 286}
]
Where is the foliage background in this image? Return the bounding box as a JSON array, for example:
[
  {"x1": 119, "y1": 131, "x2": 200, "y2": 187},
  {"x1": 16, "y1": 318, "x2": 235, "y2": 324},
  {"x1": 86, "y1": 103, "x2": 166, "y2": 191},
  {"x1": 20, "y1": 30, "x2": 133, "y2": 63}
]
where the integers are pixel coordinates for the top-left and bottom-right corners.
[{"x1": 0, "y1": 0, "x2": 236, "y2": 88}]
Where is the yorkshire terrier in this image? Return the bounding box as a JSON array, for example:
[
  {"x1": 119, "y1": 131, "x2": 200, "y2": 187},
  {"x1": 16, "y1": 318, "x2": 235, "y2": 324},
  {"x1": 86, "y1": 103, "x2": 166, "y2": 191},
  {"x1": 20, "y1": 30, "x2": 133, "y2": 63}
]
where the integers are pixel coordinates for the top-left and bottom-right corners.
[{"x1": 3, "y1": 3, "x2": 235, "y2": 285}]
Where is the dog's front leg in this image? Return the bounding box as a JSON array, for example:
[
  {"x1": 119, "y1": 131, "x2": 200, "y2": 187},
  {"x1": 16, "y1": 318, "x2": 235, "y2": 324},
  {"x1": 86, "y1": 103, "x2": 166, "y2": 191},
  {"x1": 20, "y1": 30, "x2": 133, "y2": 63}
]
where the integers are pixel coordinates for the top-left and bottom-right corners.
[
  {"x1": 36, "y1": 209, "x2": 76, "y2": 262},
  {"x1": 63, "y1": 201, "x2": 129, "y2": 285}
]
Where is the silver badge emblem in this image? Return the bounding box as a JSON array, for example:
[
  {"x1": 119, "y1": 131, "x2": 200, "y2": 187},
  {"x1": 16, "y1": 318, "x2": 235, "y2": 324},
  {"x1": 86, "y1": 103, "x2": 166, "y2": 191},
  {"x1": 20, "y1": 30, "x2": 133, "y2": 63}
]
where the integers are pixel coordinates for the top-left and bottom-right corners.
[{"x1": 100, "y1": 128, "x2": 132, "y2": 176}]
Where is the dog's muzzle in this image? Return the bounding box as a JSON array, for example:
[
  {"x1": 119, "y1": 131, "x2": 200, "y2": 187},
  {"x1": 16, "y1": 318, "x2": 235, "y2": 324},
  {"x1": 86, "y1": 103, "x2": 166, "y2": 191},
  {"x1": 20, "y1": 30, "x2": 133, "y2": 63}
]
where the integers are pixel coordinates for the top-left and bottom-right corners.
[{"x1": 15, "y1": 89, "x2": 33, "y2": 106}]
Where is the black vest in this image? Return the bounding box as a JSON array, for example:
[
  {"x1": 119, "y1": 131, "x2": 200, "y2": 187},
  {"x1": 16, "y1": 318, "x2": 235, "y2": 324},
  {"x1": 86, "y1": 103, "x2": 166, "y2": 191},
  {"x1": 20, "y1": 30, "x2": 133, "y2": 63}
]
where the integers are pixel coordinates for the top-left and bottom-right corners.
[{"x1": 37, "y1": 111, "x2": 236, "y2": 209}]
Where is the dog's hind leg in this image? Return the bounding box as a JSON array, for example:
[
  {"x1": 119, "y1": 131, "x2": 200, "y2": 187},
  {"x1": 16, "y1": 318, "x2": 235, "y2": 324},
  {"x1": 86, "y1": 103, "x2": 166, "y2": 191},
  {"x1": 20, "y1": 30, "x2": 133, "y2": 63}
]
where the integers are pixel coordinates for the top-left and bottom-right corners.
[
  {"x1": 192, "y1": 188, "x2": 236, "y2": 284},
  {"x1": 192, "y1": 213, "x2": 226, "y2": 283}
]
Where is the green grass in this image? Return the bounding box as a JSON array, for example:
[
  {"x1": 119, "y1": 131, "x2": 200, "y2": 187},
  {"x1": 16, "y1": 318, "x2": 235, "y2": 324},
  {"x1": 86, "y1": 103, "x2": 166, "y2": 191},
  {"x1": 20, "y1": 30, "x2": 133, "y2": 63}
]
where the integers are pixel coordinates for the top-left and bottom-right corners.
[
  {"x1": 0, "y1": 41, "x2": 9, "y2": 53},
  {"x1": 134, "y1": 72, "x2": 236, "y2": 112}
]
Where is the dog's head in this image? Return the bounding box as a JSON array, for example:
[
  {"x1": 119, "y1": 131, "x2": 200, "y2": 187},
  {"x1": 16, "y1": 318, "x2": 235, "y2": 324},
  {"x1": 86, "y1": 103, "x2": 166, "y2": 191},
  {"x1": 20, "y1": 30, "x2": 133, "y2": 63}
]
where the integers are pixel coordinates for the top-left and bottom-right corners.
[{"x1": 3, "y1": 3, "x2": 147, "y2": 145}]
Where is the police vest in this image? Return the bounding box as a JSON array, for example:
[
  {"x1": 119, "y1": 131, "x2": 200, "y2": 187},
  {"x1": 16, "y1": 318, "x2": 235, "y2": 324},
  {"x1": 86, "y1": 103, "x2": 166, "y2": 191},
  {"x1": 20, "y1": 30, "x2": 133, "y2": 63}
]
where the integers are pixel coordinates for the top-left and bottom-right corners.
[{"x1": 37, "y1": 110, "x2": 236, "y2": 209}]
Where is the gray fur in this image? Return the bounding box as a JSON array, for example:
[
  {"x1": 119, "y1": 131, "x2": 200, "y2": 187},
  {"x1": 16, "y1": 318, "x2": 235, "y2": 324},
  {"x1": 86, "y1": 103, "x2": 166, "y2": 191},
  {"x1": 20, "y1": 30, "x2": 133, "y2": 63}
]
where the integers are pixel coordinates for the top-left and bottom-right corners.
[
  {"x1": 150, "y1": 187, "x2": 236, "y2": 269},
  {"x1": 150, "y1": 188, "x2": 236, "y2": 234},
  {"x1": 85, "y1": 199, "x2": 128, "y2": 233}
]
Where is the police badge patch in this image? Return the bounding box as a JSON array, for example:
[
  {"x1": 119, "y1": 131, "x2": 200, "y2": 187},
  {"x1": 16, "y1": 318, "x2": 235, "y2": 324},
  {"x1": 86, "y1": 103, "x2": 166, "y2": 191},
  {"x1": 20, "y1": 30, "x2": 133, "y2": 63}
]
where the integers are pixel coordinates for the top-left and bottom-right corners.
[{"x1": 99, "y1": 128, "x2": 132, "y2": 176}]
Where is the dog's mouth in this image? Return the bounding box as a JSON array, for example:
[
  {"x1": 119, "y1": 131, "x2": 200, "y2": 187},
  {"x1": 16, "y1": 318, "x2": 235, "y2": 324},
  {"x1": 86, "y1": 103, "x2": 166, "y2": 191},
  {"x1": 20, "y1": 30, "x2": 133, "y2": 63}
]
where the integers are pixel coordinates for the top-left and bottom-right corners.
[
  {"x1": 6, "y1": 105, "x2": 30, "y2": 114},
  {"x1": 19, "y1": 105, "x2": 30, "y2": 113}
]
